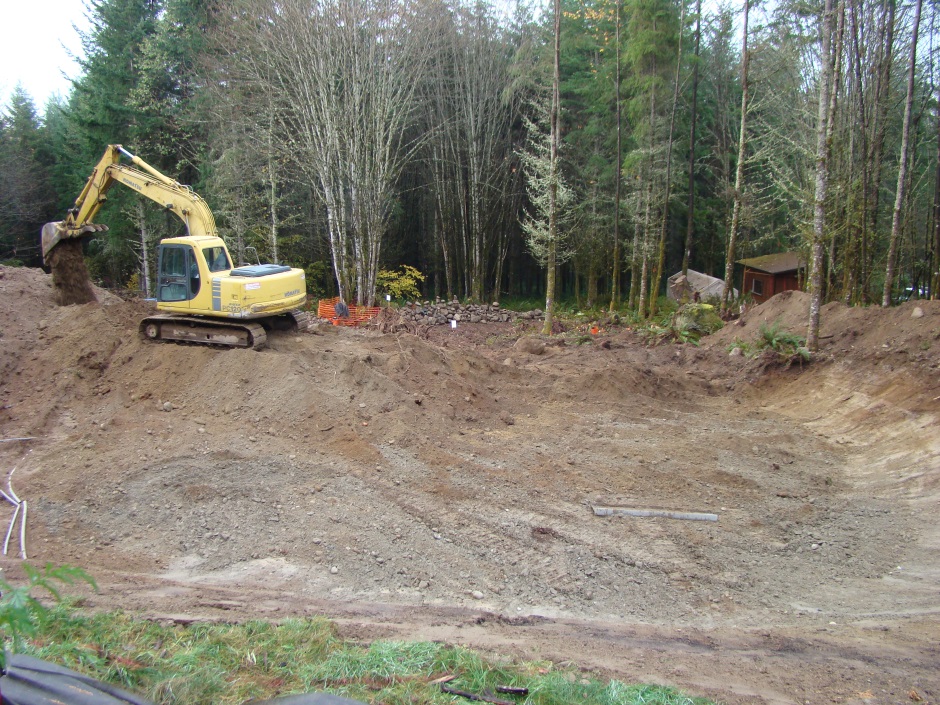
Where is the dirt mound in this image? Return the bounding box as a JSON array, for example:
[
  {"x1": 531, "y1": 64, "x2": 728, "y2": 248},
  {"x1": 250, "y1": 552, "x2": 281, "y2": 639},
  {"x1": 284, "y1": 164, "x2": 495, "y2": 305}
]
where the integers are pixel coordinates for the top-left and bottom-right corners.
[
  {"x1": 1, "y1": 266, "x2": 938, "y2": 705},
  {"x1": 707, "y1": 290, "x2": 940, "y2": 389},
  {"x1": 710, "y1": 290, "x2": 940, "y2": 363}
]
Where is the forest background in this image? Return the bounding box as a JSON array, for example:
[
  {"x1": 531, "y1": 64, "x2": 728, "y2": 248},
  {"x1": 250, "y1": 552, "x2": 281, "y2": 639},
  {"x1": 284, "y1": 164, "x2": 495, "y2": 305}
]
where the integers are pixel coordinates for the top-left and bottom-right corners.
[{"x1": 1, "y1": 0, "x2": 937, "y2": 321}]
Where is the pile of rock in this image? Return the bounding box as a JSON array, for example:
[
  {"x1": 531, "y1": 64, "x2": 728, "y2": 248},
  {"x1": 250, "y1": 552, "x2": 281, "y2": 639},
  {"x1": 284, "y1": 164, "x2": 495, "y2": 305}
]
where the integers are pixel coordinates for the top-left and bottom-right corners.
[{"x1": 397, "y1": 299, "x2": 543, "y2": 326}]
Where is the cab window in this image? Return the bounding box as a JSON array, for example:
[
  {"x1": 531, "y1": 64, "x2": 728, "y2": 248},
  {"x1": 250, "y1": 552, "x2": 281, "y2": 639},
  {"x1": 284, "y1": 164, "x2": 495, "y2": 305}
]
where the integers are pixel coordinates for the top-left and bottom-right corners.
[
  {"x1": 204, "y1": 246, "x2": 231, "y2": 273},
  {"x1": 161, "y1": 247, "x2": 187, "y2": 277}
]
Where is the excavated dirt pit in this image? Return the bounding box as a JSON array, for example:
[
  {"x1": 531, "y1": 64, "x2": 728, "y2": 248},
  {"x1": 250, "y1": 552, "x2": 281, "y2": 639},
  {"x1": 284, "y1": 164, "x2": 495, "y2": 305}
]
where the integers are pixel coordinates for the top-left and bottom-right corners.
[{"x1": 0, "y1": 264, "x2": 938, "y2": 705}]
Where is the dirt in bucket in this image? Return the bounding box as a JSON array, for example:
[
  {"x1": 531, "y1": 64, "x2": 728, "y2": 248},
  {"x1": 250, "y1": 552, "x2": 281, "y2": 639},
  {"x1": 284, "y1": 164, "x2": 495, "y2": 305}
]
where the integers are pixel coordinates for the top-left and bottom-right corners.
[{"x1": 47, "y1": 238, "x2": 97, "y2": 306}]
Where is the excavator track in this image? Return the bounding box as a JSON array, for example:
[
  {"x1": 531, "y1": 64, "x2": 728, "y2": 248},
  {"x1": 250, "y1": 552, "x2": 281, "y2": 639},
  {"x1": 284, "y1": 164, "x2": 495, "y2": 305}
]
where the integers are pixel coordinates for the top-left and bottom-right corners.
[
  {"x1": 140, "y1": 315, "x2": 268, "y2": 349},
  {"x1": 288, "y1": 309, "x2": 310, "y2": 331}
]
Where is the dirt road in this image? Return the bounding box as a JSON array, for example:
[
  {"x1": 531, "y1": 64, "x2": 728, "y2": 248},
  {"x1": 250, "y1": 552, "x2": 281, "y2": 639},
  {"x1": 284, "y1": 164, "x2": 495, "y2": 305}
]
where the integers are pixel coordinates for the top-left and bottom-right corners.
[{"x1": 1, "y1": 265, "x2": 937, "y2": 704}]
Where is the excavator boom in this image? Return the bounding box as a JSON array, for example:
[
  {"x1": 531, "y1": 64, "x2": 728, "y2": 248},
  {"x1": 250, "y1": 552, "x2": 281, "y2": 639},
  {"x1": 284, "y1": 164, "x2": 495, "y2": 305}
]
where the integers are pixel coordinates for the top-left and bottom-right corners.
[{"x1": 41, "y1": 145, "x2": 218, "y2": 262}]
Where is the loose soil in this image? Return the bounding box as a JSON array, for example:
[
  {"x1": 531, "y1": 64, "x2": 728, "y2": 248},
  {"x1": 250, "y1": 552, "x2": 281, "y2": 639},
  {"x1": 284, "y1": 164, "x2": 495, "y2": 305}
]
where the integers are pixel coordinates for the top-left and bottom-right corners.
[
  {"x1": 1, "y1": 266, "x2": 938, "y2": 705},
  {"x1": 46, "y1": 238, "x2": 97, "y2": 306}
]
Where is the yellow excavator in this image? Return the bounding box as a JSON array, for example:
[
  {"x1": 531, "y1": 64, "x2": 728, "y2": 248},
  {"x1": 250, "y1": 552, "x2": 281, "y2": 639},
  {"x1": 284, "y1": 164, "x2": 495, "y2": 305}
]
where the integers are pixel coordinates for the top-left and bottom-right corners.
[{"x1": 42, "y1": 145, "x2": 308, "y2": 348}]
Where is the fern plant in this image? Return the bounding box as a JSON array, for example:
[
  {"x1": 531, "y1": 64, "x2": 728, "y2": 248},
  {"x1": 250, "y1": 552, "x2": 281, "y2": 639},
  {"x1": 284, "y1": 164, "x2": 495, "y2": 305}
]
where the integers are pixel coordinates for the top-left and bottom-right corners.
[
  {"x1": 757, "y1": 321, "x2": 810, "y2": 361},
  {"x1": 0, "y1": 563, "x2": 95, "y2": 669}
]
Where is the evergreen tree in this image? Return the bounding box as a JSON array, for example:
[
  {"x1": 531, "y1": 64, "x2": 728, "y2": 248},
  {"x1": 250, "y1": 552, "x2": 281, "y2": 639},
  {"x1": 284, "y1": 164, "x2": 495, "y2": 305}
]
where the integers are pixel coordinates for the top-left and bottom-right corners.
[
  {"x1": 623, "y1": 0, "x2": 681, "y2": 316},
  {"x1": 63, "y1": 0, "x2": 162, "y2": 286},
  {"x1": 0, "y1": 86, "x2": 56, "y2": 266},
  {"x1": 560, "y1": 0, "x2": 621, "y2": 306}
]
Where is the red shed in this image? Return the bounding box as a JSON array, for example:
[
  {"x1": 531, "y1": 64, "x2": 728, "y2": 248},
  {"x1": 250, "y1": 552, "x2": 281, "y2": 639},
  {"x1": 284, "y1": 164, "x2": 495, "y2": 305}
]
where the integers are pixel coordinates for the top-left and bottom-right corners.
[{"x1": 737, "y1": 252, "x2": 805, "y2": 304}]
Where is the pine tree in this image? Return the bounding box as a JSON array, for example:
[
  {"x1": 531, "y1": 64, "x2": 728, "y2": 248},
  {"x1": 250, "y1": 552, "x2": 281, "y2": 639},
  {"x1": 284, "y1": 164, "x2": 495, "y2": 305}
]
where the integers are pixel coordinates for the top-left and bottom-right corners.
[
  {"x1": 0, "y1": 87, "x2": 56, "y2": 265},
  {"x1": 519, "y1": 93, "x2": 574, "y2": 331}
]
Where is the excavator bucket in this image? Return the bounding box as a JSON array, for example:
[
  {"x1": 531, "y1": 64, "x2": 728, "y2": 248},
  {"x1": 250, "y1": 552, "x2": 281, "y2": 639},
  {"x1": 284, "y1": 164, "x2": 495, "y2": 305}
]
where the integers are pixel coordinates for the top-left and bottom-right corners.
[{"x1": 41, "y1": 221, "x2": 108, "y2": 264}]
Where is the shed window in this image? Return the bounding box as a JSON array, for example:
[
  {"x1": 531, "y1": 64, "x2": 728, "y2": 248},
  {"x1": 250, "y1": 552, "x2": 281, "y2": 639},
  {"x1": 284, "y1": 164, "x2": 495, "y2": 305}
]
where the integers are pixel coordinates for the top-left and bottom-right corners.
[{"x1": 751, "y1": 278, "x2": 764, "y2": 296}]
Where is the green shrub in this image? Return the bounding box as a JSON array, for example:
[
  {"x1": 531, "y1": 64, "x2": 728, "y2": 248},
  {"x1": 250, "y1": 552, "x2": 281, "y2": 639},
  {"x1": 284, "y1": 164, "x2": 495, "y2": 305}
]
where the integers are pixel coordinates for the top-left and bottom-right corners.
[{"x1": 377, "y1": 265, "x2": 426, "y2": 301}]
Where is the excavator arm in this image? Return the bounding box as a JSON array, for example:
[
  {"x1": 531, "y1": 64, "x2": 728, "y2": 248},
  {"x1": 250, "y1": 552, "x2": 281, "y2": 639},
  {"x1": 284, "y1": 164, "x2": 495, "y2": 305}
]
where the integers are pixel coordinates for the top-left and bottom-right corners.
[{"x1": 41, "y1": 145, "x2": 219, "y2": 263}]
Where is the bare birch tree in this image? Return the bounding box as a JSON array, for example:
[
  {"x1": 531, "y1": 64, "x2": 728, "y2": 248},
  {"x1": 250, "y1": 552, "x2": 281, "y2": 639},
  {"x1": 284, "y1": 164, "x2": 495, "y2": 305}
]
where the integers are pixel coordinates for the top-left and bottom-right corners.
[
  {"x1": 422, "y1": 2, "x2": 518, "y2": 302},
  {"x1": 227, "y1": 0, "x2": 432, "y2": 305},
  {"x1": 882, "y1": 0, "x2": 923, "y2": 306},
  {"x1": 649, "y1": 0, "x2": 685, "y2": 317}
]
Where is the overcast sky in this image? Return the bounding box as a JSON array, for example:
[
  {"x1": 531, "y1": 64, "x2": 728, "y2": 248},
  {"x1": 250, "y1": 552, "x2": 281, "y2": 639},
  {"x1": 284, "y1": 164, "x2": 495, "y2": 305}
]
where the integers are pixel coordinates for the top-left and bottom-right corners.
[{"x1": 1, "y1": 0, "x2": 90, "y2": 115}]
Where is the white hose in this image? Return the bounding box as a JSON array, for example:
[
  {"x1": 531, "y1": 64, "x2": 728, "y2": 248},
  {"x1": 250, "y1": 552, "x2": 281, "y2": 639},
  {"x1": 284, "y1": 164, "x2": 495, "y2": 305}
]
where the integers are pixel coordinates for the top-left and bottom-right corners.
[
  {"x1": 7, "y1": 465, "x2": 20, "y2": 504},
  {"x1": 19, "y1": 501, "x2": 27, "y2": 560},
  {"x1": 4, "y1": 502, "x2": 20, "y2": 556}
]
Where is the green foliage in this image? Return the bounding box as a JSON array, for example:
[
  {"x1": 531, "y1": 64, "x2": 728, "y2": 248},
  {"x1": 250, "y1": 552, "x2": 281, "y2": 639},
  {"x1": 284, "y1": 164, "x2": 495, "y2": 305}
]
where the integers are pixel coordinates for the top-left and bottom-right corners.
[
  {"x1": 674, "y1": 303, "x2": 723, "y2": 337},
  {"x1": 640, "y1": 301, "x2": 721, "y2": 345},
  {"x1": 730, "y1": 320, "x2": 810, "y2": 363},
  {"x1": 0, "y1": 563, "x2": 96, "y2": 669},
  {"x1": 757, "y1": 320, "x2": 809, "y2": 360},
  {"x1": 727, "y1": 338, "x2": 753, "y2": 356},
  {"x1": 519, "y1": 97, "x2": 576, "y2": 267},
  {"x1": 499, "y1": 296, "x2": 545, "y2": 312},
  {"x1": 377, "y1": 265, "x2": 426, "y2": 301},
  {"x1": 22, "y1": 606, "x2": 713, "y2": 705},
  {"x1": 6, "y1": 0, "x2": 933, "y2": 306},
  {"x1": 0, "y1": 86, "x2": 57, "y2": 266},
  {"x1": 304, "y1": 260, "x2": 336, "y2": 299}
]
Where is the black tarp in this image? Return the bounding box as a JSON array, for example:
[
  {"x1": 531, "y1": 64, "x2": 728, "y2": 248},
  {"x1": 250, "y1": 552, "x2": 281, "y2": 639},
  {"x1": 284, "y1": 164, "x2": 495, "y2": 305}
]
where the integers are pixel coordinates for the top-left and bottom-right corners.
[
  {"x1": 0, "y1": 653, "x2": 155, "y2": 705},
  {"x1": 0, "y1": 653, "x2": 368, "y2": 705}
]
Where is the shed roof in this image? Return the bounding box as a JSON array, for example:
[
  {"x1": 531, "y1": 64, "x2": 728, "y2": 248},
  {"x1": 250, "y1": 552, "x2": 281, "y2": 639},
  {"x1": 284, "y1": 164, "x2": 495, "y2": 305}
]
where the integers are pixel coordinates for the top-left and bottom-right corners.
[
  {"x1": 736, "y1": 252, "x2": 805, "y2": 274},
  {"x1": 667, "y1": 269, "x2": 736, "y2": 300}
]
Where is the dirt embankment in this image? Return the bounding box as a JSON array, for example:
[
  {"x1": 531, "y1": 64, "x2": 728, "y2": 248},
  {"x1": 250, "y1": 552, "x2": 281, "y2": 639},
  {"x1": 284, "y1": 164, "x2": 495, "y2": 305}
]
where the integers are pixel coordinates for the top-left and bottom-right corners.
[{"x1": 0, "y1": 265, "x2": 938, "y2": 705}]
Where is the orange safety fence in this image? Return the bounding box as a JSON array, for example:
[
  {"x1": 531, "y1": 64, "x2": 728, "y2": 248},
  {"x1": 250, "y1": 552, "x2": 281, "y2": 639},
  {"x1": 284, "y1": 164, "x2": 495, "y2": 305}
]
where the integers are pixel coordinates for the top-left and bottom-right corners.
[{"x1": 317, "y1": 297, "x2": 381, "y2": 326}]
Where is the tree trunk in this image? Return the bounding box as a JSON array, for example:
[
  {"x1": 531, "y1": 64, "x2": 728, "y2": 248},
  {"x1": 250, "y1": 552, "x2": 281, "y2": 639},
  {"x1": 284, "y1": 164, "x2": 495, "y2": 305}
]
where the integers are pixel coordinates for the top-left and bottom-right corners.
[
  {"x1": 649, "y1": 0, "x2": 685, "y2": 317},
  {"x1": 882, "y1": 0, "x2": 922, "y2": 306},
  {"x1": 683, "y1": 0, "x2": 702, "y2": 276},
  {"x1": 933, "y1": 84, "x2": 940, "y2": 299},
  {"x1": 543, "y1": 0, "x2": 562, "y2": 335},
  {"x1": 137, "y1": 201, "x2": 151, "y2": 296},
  {"x1": 266, "y1": 148, "x2": 279, "y2": 265},
  {"x1": 610, "y1": 0, "x2": 623, "y2": 312},
  {"x1": 722, "y1": 0, "x2": 750, "y2": 313},
  {"x1": 862, "y1": 0, "x2": 896, "y2": 301},
  {"x1": 808, "y1": 0, "x2": 838, "y2": 351},
  {"x1": 587, "y1": 261, "x2": 598, "y2": 307},
  {"x1": 638, "y1": 170, "x2": 654, "y2": 319},
  {"x1": 628, "y1": 217, "x2": 641, "y2": 308}
]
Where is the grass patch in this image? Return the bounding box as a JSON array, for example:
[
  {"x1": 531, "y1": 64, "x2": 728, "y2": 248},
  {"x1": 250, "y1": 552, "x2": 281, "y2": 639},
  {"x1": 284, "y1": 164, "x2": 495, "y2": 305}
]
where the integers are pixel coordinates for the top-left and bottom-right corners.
[{"x1": 19, "y1": 603, "x2": 713, "y2": 705}]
